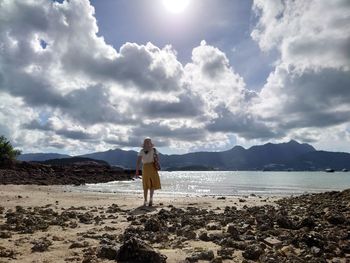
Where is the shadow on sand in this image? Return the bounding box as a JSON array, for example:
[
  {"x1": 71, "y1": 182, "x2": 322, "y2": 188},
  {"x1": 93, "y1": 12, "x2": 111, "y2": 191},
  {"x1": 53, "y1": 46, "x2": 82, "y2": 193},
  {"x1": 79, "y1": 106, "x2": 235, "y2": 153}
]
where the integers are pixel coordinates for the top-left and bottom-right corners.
[{"x1": 129, "y1": 205, "x2": 157, "y2": 215}]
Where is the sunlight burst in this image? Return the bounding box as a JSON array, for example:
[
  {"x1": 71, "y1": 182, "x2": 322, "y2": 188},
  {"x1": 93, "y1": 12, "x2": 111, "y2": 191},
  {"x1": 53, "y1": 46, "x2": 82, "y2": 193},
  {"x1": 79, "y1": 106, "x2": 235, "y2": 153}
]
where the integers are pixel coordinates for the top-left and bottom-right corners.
[{"x1": 162, "y1": 0, "x2": 190, "y2": 14}]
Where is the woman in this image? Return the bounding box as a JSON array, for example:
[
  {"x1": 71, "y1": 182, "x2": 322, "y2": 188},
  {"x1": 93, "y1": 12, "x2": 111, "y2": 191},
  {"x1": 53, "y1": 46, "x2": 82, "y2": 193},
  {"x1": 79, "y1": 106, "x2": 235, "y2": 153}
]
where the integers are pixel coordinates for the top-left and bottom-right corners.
[{"x1": 135, "y1": 137, "x2": 161, "y2": 206}]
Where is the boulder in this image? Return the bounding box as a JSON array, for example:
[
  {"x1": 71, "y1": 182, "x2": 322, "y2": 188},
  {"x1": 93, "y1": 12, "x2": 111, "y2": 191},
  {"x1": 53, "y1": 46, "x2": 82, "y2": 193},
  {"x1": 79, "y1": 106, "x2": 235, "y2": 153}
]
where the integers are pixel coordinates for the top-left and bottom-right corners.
[
  {"x1": 242, "y1": 244, "x2": 264, "y2": 260},
  {"x1": 116, "y1": 238, "x2": 167, "y2": 263},
  {"x1": 97, "y1": 244, "x2": 119, "y2": 260}
]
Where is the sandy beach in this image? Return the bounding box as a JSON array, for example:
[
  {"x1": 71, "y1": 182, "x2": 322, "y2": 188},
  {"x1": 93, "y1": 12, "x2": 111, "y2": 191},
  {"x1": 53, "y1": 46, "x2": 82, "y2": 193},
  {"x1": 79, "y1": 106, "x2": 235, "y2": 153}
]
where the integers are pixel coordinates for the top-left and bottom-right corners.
[
  {"x1": 1, "y1": 185, "x2": 349, "y2": 262},
  {"x1": 0, "y1": 185, "x2": 279, "y2": 263}
]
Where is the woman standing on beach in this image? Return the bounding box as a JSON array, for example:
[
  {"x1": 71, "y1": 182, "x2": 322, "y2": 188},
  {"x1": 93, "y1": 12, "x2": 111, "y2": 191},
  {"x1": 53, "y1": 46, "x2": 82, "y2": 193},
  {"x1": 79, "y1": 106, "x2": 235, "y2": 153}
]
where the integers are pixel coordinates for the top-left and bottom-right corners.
[{"x1": 135, "y1": 138, "x2": 161, "y2": 206}]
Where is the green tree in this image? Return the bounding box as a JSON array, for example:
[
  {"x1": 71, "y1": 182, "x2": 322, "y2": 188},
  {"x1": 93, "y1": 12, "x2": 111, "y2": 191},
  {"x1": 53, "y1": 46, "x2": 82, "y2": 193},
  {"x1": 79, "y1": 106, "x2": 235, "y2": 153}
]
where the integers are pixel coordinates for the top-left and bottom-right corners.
[{"x1": 0, "y1": 135, "x2": 21, "y2": 164}]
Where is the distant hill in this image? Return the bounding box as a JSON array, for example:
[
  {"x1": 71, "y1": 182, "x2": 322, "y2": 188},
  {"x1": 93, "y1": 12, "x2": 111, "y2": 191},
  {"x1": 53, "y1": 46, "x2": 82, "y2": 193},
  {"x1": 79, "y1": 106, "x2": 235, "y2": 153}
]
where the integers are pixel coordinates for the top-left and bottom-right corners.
[
  {"x1": 286, "y1": 151, "x2": 350, "y2": 170},
  {"x1": 79, "y1": 149, "x2": 138, "y2": 168},
  {"x1": 18, "y1": 153, "x2": 71, "y2": 162},
  {"x1": 159, "y1": 140, "x2": 316, "y2": 170},
  {"x1": 34, "y1": 157, "x2": 110, "y2": 166},
  {"x1": 17, "y1": 140, "x2": 350, "y2": 171}
]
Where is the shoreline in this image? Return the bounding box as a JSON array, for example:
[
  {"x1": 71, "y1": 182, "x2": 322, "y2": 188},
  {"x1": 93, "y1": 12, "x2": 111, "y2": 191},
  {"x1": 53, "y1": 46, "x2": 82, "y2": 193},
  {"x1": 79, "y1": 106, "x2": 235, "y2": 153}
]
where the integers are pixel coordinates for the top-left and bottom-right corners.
[
  {"x1": 1, "y1": 185, "x2": 349, "y2": 262},
  {"x1": 0, "y1": 184, "x2": 281, "y2": 210}
]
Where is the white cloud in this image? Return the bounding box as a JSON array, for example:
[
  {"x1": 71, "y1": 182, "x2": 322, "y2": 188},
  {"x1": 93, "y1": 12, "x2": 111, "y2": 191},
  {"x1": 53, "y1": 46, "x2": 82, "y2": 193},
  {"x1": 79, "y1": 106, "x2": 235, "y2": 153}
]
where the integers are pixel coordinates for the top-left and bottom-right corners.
[
  {"x1": 252, "y1": 0, "x2": 350, "y2": 70},
  {"x1": 251, "y1": 0, "x2": 350, "y2": 144},
  {"x1": 0, "y1": 0, "x2": 349, "y2": 154},
  {"x1": 0, "y1": 0, "x2": 254, "y2": 153}
]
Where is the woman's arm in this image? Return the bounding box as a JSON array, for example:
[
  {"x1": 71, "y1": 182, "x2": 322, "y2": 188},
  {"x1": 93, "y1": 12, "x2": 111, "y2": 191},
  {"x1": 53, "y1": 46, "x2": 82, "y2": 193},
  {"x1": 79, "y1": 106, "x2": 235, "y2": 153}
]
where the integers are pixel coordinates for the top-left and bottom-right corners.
[{"x1": 135, "y1": 156, "x2": 142, "y2": 176}]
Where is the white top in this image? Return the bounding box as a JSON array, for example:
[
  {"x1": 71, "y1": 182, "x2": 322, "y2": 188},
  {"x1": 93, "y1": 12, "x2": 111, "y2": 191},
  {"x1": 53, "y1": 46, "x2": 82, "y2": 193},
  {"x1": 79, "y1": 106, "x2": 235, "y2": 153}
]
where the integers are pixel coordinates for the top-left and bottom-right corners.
[{"x1": 138, "y1": 148, "x2": 158, "y2": 164}]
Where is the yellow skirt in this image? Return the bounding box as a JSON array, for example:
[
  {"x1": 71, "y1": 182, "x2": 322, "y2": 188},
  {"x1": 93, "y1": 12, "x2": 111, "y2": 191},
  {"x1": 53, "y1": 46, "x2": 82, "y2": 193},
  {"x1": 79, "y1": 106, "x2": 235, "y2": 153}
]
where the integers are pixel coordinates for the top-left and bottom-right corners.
[{"x1": 142, "y1": 163, "x2": 161, "y2": 190}]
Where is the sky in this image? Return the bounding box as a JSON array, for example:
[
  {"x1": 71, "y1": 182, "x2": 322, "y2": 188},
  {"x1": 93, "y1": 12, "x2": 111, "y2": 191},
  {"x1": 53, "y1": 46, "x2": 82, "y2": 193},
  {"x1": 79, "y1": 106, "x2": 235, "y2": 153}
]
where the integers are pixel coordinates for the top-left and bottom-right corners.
[{"x1": 0, "y1": 0, "x2": 349, "y2": 155}]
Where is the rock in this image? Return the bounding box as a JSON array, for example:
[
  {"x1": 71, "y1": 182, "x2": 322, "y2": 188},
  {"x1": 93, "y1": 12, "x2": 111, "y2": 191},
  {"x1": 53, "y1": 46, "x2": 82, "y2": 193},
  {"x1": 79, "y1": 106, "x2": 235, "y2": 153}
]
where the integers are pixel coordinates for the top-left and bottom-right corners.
[
  {"x1": 61, "y1": 210, "x2": 78, "y2": 219},
  {"x1": 297, "y1": 216, "x2": 316, "y2": 229},
  {"x1": 340, "y1": 243, "x2": 350, "y2": 254},
  {"x1": 183, "y1": 230, "x2": 197, "y2": 239},
  {"x1": 276, "y1": 215, "x2": 294, "y2": 229},
  {"x1": 311, "y1": 246, "x2": 322, "y2": 257},
  {"x1": 15, "y1": 206, "x2": 25, "y2": 213},
  {"x1": 242, "y1": 244, "x2": 264, "y2": 260},
  {"x1": 198, "y1": 231, "x2": 210, "y2": 241},
  {"x1": 280, "y1": 245, "x2": 297, "y2": 257},
  {"x1": 144, "y1": 218, "x2": 161, "y2": 232},
  {"x1": 206, "y1": 222, "x2": 221, "y2": 230},
  {"x1": 301, "y1": 232, "x2": 324, "y2": 248},
  {"x1": 198, "y1": 250, "x2": 215, "y2": 260},
  {"x1": 0, "y1": 246, "x2": 16, "y2": 258},
  {"x1": 186, "y1": 250, "x2": 215, "y2": 262},
  {"x1": 78, "y1": 212, "x2": 94, "y2": 224},
  {"x1": 208, "y1": 232, "x2": 227, "y2": 242},
  {"x1": 226, "y1": 224, "x2": 240, "y2": 240},
  {"x1": 210, "y1": 257, "x2": 223, "y2": 263},
  {"x1": 106, "y1": 204, "x2": 122, "y2": 213},
  {"x1": 0, "y1": 231, "x2": 12, "y2": 238},
  {"x1": 97, "y1": 244, "x2": 119, "y2": 260},
  {"x1": 263, "y1": 237, "x2": 282, "y2": 248},
  {"x1": 326, "y1": 213, "x2": 346, "y2": 225},
  {"x1": 116, "y1": 238, "x2": 167, "y2": 263},
  {"x1": 217, "y1": 248, "x2": 234, "y2": 259},
  {"x1": 82, "y1": 254, "x2": 98, "y2": 263},
  {"x1": 52, "y1": 235, "x2": 64, "y2": 241},
  {"x1": 0, "y1": 160, "x2": 132, "y2": 185},
  {"x1": 31, "y1": 238, "x2": 52, "y2": 252},
  {"x1": 69, "y1": 241, "x2": 90, "y2": 249}
]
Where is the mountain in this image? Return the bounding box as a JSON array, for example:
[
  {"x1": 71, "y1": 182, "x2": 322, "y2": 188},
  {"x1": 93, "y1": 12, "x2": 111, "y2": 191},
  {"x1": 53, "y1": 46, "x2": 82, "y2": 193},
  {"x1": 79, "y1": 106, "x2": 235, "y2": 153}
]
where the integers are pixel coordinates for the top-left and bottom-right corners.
[
  {"x1": 158, "y1": 140, "x2": 316, "y2": 170},
  {"x1": 34, "y1": 157, "x2": 110, "y2": 166},
  {"x1": 17, "y1": 140, "x2": 350, "y2": 171},
  {"x1": 286, "y1": 151, "x2": 350, "y2": 170},
  {"x1": 79, "y1": 149, "x2": 138, "y2": 168},
  {"x1": 17, "y1": 153, "x2": 71, "y2": 162}
]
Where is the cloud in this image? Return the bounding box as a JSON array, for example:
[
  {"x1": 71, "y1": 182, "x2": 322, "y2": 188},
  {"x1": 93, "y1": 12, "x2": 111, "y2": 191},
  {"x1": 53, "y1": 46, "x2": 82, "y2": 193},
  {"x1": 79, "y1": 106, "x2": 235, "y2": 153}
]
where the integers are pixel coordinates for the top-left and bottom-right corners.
[
  {"x1": 131, "y1": 122, "x2": 207, "y2": 143},
  {"x1": 134, "y1": 91, "x2": 204, "y2": 119},
  {"x1": 252, "y1": 0, "x2": 350, "y2": 69},
  {"x1": 1, "y1": 0, "x2": 259, "y2": 153},
  {"x1": 1, "y1": 0, "x2": 349, "y2": 154},
  {"x1": 251, "y1": 0, "x2": 350, "y2": 141},
  {"x1": 206, "y1": 104, "x2": 282, "y2": 139}
]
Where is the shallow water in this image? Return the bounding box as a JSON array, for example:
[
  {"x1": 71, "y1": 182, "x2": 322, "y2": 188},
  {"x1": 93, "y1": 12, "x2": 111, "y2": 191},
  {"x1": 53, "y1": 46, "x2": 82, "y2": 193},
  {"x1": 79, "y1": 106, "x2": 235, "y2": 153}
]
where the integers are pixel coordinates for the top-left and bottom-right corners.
[{"x1": 69, "y1": 171, "x2": 350, "y2": 197}]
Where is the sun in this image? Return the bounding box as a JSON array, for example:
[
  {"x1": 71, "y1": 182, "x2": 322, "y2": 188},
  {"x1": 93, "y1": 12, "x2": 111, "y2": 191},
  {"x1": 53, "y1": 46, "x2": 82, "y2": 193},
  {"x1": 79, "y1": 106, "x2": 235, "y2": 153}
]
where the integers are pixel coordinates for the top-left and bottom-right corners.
[{"x1": 162, "y1": 0, "x2": 190, "y2": 14}]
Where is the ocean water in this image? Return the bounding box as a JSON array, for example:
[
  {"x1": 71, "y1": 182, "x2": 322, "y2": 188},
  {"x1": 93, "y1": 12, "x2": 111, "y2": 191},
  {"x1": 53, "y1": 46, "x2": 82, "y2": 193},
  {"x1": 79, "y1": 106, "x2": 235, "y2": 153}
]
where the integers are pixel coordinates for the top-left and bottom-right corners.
[{"x1": 68, "y1": 171, "x2": 350, "y2": 197}]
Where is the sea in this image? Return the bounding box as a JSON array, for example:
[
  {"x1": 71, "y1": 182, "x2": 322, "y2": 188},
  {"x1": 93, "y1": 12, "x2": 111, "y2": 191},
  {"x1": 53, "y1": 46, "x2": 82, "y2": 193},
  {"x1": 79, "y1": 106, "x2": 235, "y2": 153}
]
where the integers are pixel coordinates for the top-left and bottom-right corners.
[{"x1": 68, "y1": 171, "x2": 350, "y2": 197}]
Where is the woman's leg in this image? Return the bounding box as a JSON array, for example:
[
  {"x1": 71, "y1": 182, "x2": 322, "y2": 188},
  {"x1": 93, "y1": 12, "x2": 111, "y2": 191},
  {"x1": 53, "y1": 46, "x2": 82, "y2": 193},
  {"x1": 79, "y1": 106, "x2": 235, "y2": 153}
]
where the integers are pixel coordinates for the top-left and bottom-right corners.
[
  {"x1": 149, "y1": 188, "x2": 154, "y2": 205},
  {"x1": 143, "y1": 188, "x2": 148, "y2": 205}
]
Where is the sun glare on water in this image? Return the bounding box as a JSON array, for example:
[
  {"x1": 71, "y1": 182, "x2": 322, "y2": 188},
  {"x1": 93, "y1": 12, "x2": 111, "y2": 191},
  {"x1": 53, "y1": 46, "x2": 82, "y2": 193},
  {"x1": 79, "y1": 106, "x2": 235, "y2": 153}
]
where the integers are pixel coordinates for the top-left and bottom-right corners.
[{"x1": 162, "y1": 0, "x2": 190, "y2": 14}]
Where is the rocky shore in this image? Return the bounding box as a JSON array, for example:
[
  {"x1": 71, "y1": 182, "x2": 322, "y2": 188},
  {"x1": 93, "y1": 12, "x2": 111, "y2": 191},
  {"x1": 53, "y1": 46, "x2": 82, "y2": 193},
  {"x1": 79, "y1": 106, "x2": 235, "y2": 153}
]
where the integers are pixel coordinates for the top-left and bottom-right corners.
[
  {"x1": 0, "y1": 160, "x2": 134, "y2": 185},
  {"x1": 0, "y1": 185, "x2": 349, "y2": 262}
]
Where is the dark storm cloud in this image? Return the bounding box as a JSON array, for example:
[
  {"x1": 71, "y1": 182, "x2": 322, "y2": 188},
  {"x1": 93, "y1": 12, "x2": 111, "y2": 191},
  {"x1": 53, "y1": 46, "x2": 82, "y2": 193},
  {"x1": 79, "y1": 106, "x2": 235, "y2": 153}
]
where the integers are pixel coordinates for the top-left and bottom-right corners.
[
  {"x1": 132, "y1": 122, "x2": 207, "y2": 142},
  {"x1": 0, "y1": 72, "x2": 68, "y2": 108},
  {"x1": 274, "y1": 68, "x2": 350, "y2": 129},
  {"x1": 63, "y1": 85, "x2": 136, "y2": 125},
  {"x1": 206, "y1": 105, "x2": 283, "y2": 139},
  {"x1": 22, "y1": 120, "x2": 52, "y2": 131},
  {"x1": 138, "y1": 93, "x2": 203, "y2": 118},
  {"x1": 23, "y1": 119, "x2": 96, "y2": 141},
  {"x1": 55, "y1": 129, "x2": 96, "y2": 140}
]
